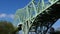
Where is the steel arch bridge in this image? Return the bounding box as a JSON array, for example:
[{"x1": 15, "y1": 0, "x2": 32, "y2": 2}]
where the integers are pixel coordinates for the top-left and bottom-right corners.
[{"x1": 14, "y1": 0, "x2": 60, "y2": 34}]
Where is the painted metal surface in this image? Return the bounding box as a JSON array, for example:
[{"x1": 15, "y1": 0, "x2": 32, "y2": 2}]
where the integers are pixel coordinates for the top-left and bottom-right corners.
[{"x1": 14, "y1": 0, "x2": 59, "y2": 34}]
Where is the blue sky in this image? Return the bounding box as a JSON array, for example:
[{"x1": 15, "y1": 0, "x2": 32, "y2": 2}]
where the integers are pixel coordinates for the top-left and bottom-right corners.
[
  {"x1": 0, "y1": 0, "x2": 30, "y2": 14},
  {"x1": 0, "y1": 0, "x2": 31, "y2": 22},
  {"x1": 0, "y1": 0, "x2": 60, "y2": 32}
]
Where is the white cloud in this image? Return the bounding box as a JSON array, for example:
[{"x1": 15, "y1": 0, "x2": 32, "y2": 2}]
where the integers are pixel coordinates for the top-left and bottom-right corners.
[
  {"x1": 0, "y1": 14, "x2": 6, "y2": 18},
  {"x1": 0, "y1": 13, "x2": 14, "y2": 19},
  {"x1": 8, "y1": 14, "x2": 14, "y2": 19}
]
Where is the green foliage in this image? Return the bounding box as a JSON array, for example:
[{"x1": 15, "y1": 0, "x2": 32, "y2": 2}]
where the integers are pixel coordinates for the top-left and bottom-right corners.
[{"x1": 0, "y1": 20, "x2": 16, "y2": 34}]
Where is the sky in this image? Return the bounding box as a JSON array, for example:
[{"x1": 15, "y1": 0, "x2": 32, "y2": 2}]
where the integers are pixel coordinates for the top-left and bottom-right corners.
[
  {"x1": 0, "y1": 0, "x2": 60, "y2": 33},
  {"x1": 0, "y1": 0, "x2": 31, "y2": 23},
  {"x1": 0, "y1": 0, "x2": 31, "y2": 34}
]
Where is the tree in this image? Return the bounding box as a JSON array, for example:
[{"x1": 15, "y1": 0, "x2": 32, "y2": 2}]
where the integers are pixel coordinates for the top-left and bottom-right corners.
[{"x1": 0, "y1": 20, "x2": 16, "y2": 34}]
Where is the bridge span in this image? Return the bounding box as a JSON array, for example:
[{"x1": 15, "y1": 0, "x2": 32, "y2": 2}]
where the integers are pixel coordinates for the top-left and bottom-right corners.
[{"x1": 14, "y1": 0, "x2": 60, "y2": 34}]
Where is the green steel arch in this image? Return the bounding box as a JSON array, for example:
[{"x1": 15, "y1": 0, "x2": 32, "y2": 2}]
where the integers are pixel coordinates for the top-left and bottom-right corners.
[{"x1": 14, "y1": 0, "x2": 59, "y2": 34}]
